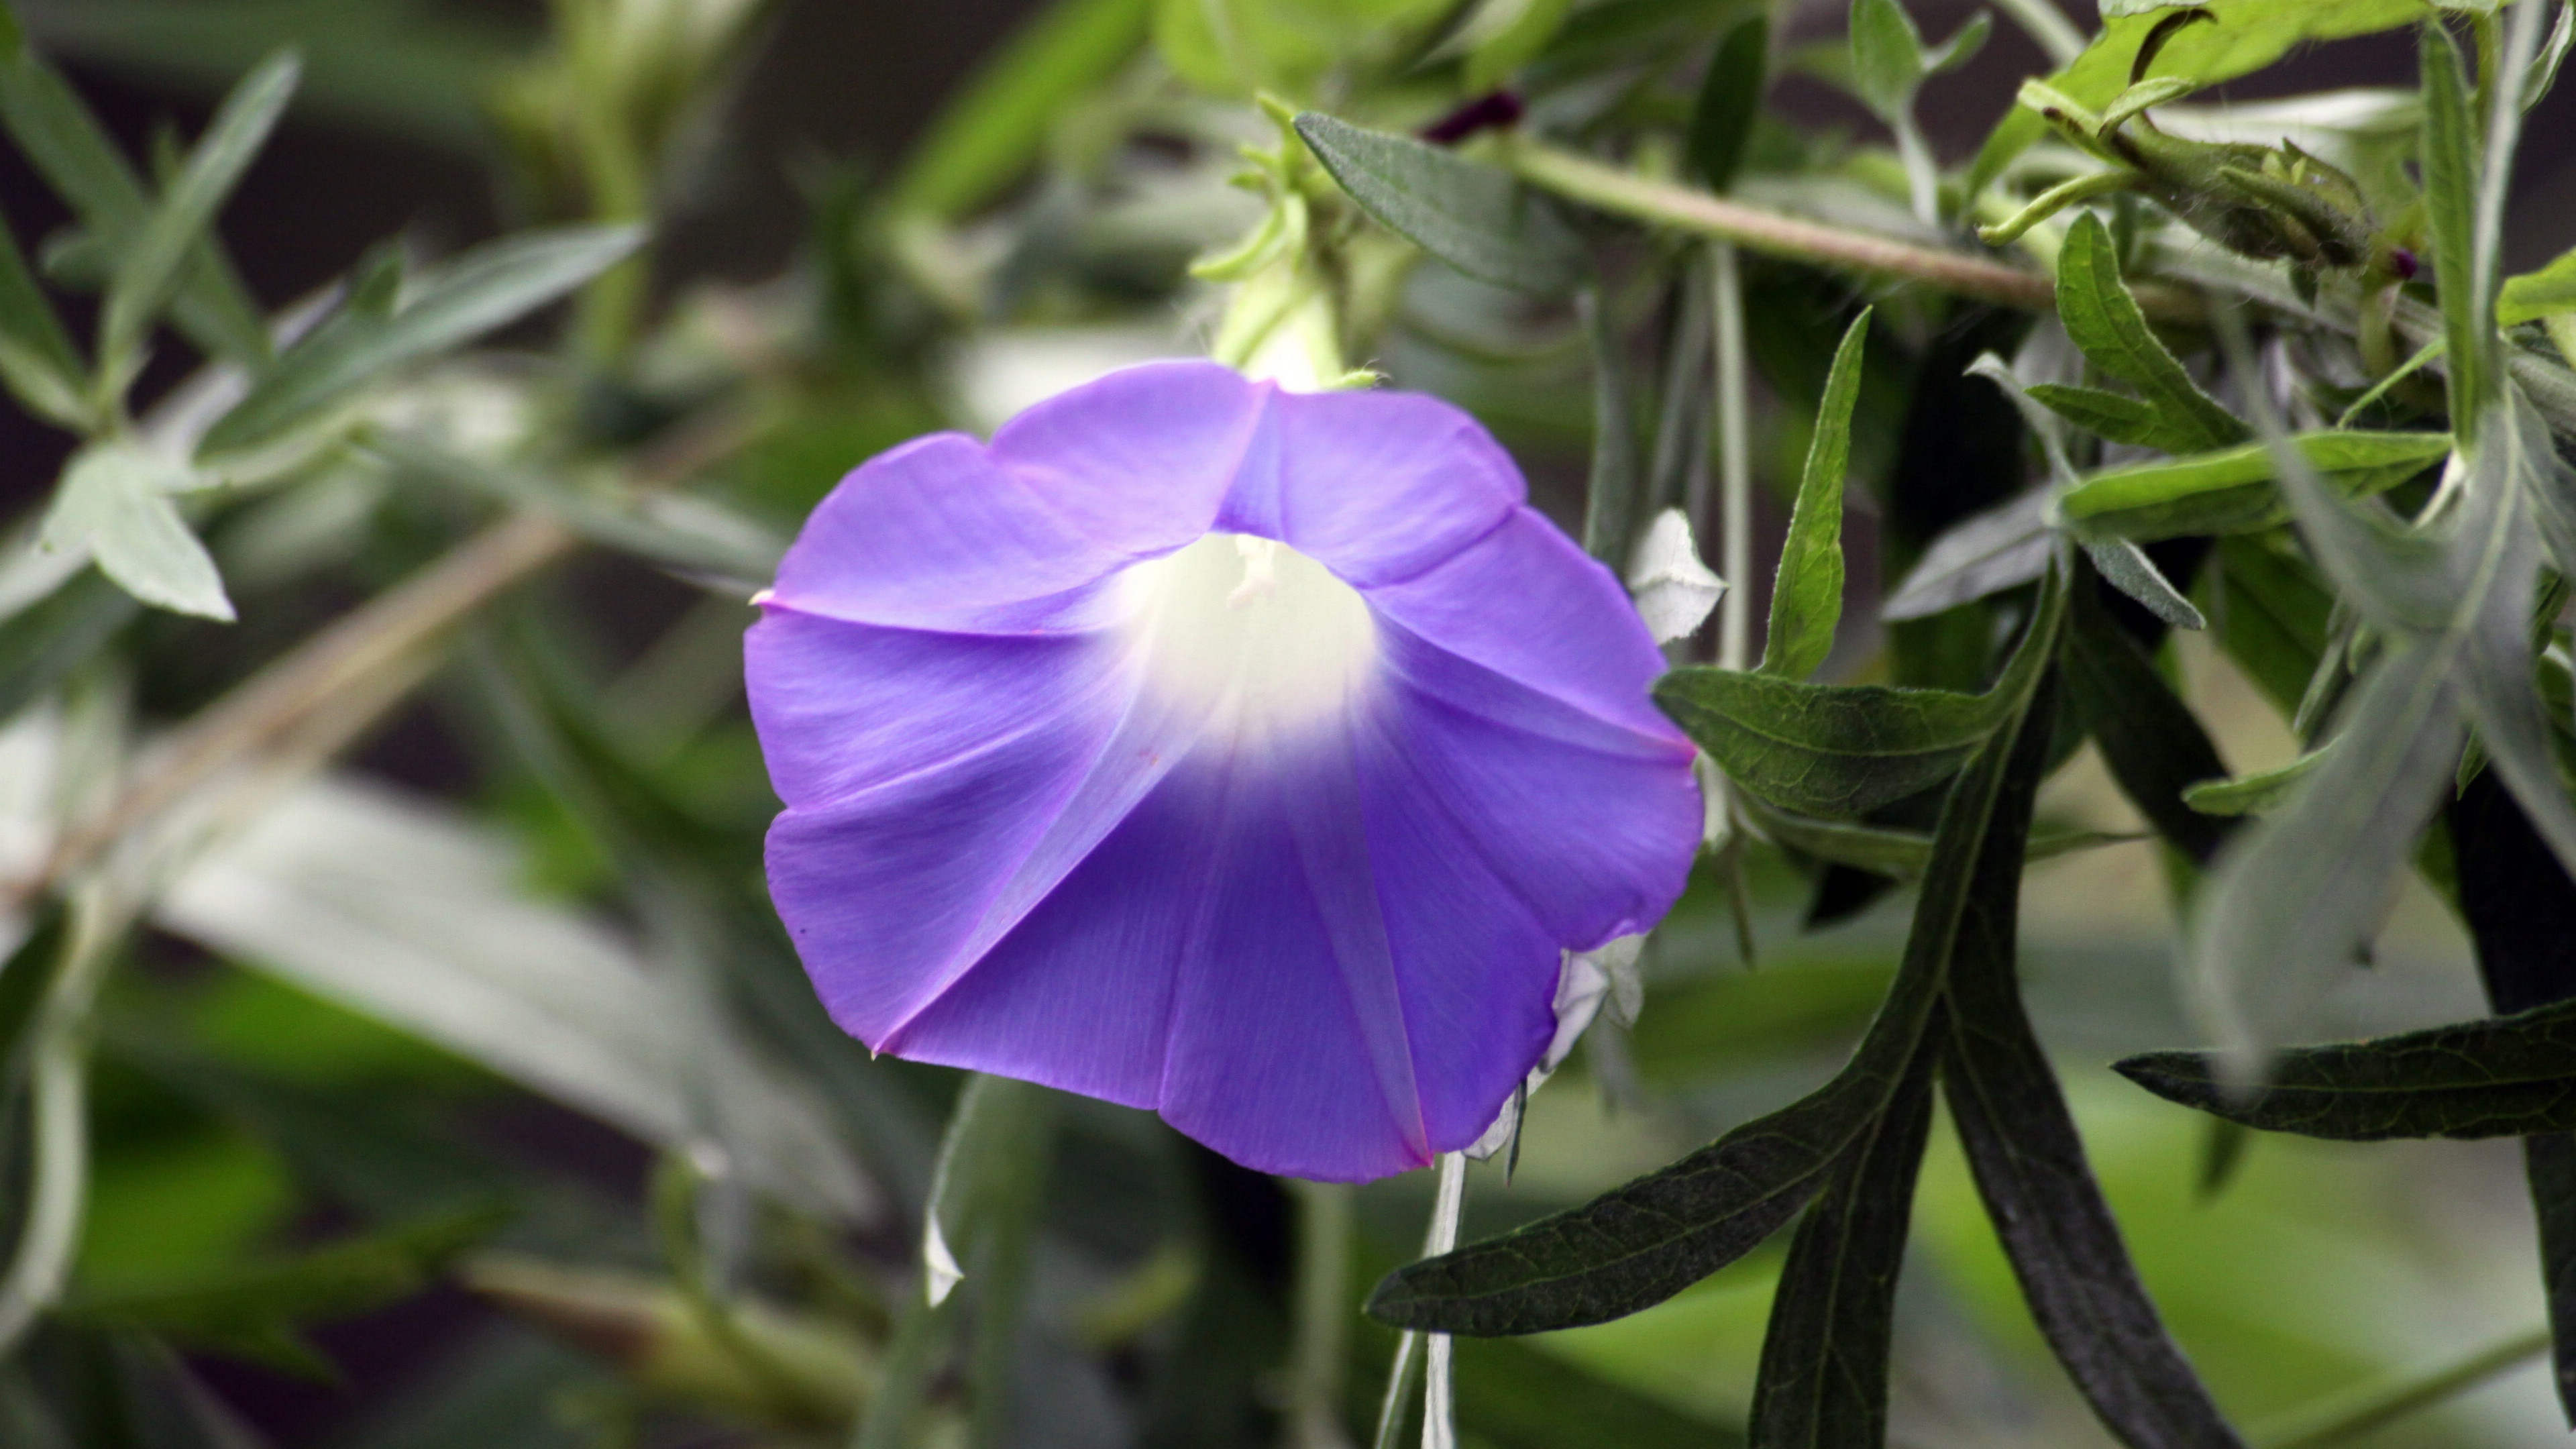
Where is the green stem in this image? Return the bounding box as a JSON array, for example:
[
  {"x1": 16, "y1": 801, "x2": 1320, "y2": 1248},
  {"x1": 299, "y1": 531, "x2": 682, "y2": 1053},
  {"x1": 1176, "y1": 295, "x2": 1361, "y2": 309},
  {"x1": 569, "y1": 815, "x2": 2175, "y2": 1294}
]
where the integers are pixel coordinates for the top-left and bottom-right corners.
[
  {"x1": 1709, "y1": 244, "x2": 1751, "y2": 672},
  {"x1": 851, "y1": 1289, "x2": 948, "y2": 1449},
  {"x1": 0, "y1": 881, "x2": 117, "y2": 1356},
  {"x1": 2254, "y1": 1324, "x2": 2551, "y2": 1449},
  {"x1": 1500, "y1": 139, "x2": 2202, "y2": 321},
  {"x1": 1284, "y1": 1181, "x2": 1355, "y2": 1449}
]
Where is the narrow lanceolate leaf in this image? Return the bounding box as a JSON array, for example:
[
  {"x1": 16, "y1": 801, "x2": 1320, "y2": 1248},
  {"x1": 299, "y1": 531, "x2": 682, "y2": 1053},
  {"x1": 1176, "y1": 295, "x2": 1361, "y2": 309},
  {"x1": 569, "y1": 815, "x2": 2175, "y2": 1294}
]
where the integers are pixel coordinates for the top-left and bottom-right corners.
[
  {"x1": 1847, "y1": 0, "x2": 1926, "y2": 117},
  {"x1": 36, "y1": 439, "x2": 232, "y2": 621},
  {"x1": 0, "y1": 38, "x2": 269, "y2": 365},
  {"x1": 2027, "y1": 382, "x2": 2205, "y2": 454},
  {"x1": 2118, "y1": 998, "x2": 2576, "y2": 1140},
  {"x1": 203, "y1": 225, "x2": 644, "y2": 455},
  {"x1": 97, "y1": 49, "x2": 299, "y2": 376},
  {"x1": 1746, "y1": 1042, "x2": 1939, "y2": 1449},
  {"x1": 1293, "y1": 113, "x2": 1584, "y2": 295},
  {"x1": 1750, "y1": 662, "x2": 2063, "y2": 1449},
  {"x1": 2420, "y1": 22, "x2": 2489, "y2": 435},
  {"x1": 2055, "y1": 431, "x2": 2452, "y2": 542},
  {"x1": 1737, "y1": 786, "x2": 2132, "y2": 879},
  {"x1": 888, "y1": 0, "x2": 1150, "y2": 220},
  {"x1": 1760, "y1": 309, "x2": 1869, "y2": 679},
  {"x1": 1686, "y1": 15, "x2": 1768, "y2": 191},
  {"x1": 1941, "y1": 682, "x2": 2245, "y2": 1449},
  {"x1": 2056, "y1": 214, "x2": 2246, "y2": 453},
  {"x1": 1655, "y1": 674, "x2": 2004, "y2": 818},
  {"x1": 2081, "y1": 537, "x2": 2204, "y2": 631},
  {"x1": 0, "y1": 214, "x2": 85, "y2": 427},
  {"x1": 2182, "y1": 746, "x2": 2329, "y2": 817},
  {"x1": 1880, "y1": 488, "x2": 2051, "y2": 621},
  {"x1": 1668, "y1": 560, "x2": 2061, "y2": 817},
  {"x1": 2063, "y1": 563, "x2": 2235, "y2": 864},
  {"x1": 1370, "y1": 576, "x2": 2067, "y2": 1337}
]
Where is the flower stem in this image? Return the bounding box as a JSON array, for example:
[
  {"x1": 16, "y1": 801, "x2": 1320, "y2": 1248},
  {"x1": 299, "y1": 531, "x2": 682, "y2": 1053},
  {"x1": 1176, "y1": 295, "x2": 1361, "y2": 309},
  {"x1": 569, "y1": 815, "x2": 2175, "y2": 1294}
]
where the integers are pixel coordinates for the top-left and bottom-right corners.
[
  {"x1": 2253, "y1": 1324, "x2": 2551, "y2": 1449},
  {"x1": 1419, "y1": 1152, "x2": 1466, "y2": 1449},
  {"x1": 1284, "y1": 1181, "x2": 1355, "y2": 1449},
  {"x1": 1500, "y1": 139, "x2": 2200, "y2": 322},
  {"x1": 1708, "y1": 244, "x2": 1752, "y2": 674}
]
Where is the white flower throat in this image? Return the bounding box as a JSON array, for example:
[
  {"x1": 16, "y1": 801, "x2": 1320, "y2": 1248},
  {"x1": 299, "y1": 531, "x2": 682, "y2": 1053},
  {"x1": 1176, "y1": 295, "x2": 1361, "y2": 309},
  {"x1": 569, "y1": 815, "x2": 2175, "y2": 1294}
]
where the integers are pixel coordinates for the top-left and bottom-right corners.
[{"x1": 1121, "y1": 532, "x2": 1378, "y2": 737}]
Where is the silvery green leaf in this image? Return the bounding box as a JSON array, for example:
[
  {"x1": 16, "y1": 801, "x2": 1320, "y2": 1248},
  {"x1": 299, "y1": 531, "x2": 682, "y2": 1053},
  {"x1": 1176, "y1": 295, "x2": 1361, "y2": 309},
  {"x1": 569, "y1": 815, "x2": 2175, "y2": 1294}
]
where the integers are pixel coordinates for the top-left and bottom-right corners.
[
  {"x1": 1921, "y1": 9, "x2": 1990, "y2": 74},
  {"x1": 1847, "y1": 0, "x2": 1925, "y2": 117},
  {"x1": 2188, "y1": 637, "x2": 2465, "y2": 1067},
  {"x1": 0, "y1": 34, "x2": 270, "y2": 366},
  {"x1": 97, "y1": 49, "x2": 297, "y2": 378},
  {"x1": 1292, "y1": 113, "x2": 1585, "y2": 295},
  {"x1": 155, "y1": 775, "x2": 878, "y2": 1224},
  {"x1": 2082, "y1": 536, "x2": 2205, "y2": 630},
  {"x1": 2183, "y1": 746, "x2": 2331, "y2": 816},
  {"x1": 370, "y1": 434, "x2": 786, "y2": 593},
  {"x1": 2517, "y1": 386, "x2": 2576, "y2": 578},
  {"x1": 2529, "y1": 0, "x2": 2575, "y2": 110},
  {"x1": 36, "y1": 439, "x2": 232, "y2": 621},
  {"x1": 203, "y1": 225, "x2": 646, "y2": 457},
  {"x1": 1880, "y1": 487, "x2": 2050, "y2": 621},
  {"x1": 1625, "y1": 507, "x2": 1724, "y2": 645}
]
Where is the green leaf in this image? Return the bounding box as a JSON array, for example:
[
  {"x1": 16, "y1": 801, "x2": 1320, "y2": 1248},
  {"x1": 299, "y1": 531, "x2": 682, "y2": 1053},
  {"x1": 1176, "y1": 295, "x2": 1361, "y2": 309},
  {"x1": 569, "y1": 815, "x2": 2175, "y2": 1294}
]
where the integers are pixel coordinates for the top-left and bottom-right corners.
[
  {"x1": 1293, "y1": 113, "x2": 1584, "y2": 294},
  {"x1": 0, "y1": 211, "x2": 84, "y2": 426},
  {"x1": 2117, "y1": 996, "x2": 2576, "y2": 1140},
  {"x1": 2081, "y1": 535, "x2": 2204, "y2": 631},
  {"x1": 2027, "y1": 382, "x2": 2205, "y2": 453},
  {"x1": 1760, "y1": 308, "x2": 1868, "y2": 680},
  {"x1": 2056, "y1": 213, "x2": 2247, "y2": 454},
  {"x1": 1660, "y1": 582, "x2": 2054, "y2": 817},
  {"x1": 62, "y1": 1207, "x2": 506, "y2": 1374},
  {"x1": 1367, "y1": 575, "x2": 2065, "y2": 1337},
  {"x1": 1878, "y1": 490, "x2": 2050, "y2": 622},
  {"x1": 2421, "y1": 21, "x2": 2489, "y2": 433},
  {"x1": 2210, "y1": 531, "x2": 2332, "y2": 714},
  {"x1": 203, "y1": 225, "x2": 645, "y2": 457},
  {"x1": 1656, "y1": 674, "x2": 2001, "y2": 817},
  {"x1": 1967, "y1": 0, "x2": 2434, "y2": 199},
  {"x1": 0, "y1": 566, "x2": 136, "y2": 725},
  {"x1": 0, "y1": 33, "x2": 269, "y2": 365},
  {"x1": 889, "y1": 0, "x2": 1151, "y2": 220},
  {"x1": 2063, "y1": 558, "x2": 2236, "y2": 863},
  {"x1": 2055, "y1": 430, "x2": 2452, "y2": 541},
  {"x1": 1937, "y1": 697, "x2": 2245, "y2": 1448},
  {"x1": 1736, "y1": 786, "x2": 2133, "y2": 878},
  {"x1": 1847, "y1": 0, "x2": 1925, "y2": 117},
  {"x1": 1686, "y1": 14, "x2": 1767, "y2": 191},
  {"x1": 35, "y1": 439, "x2": 232, "y2": 620},
  {"x1": 96, "y1": 48, "x2": 297, "y2": 379},
  {"x1": 372, "y1": 435, "x2": 784, "y2": 588},
  {"x1": 2499, "y1": 246, "x2": 2576, "y2": 327},
  {"x1": 1744, "y1": 1042, "x2": 1937, "y2": 1448},
  {"x1": 2182, "y1": 745, "x2": 2330, "y2": 816},
  {"x1": 154, "y1": 774, "x2": 876, "y2": 1222}
]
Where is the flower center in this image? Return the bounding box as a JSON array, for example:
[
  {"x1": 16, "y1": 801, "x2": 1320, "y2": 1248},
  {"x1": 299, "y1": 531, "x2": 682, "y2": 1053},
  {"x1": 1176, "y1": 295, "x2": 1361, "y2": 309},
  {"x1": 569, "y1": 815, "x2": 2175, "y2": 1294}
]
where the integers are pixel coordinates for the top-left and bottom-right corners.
[{"x1": 1120, "y1": 531, "x2": 1377, "y2": 738}]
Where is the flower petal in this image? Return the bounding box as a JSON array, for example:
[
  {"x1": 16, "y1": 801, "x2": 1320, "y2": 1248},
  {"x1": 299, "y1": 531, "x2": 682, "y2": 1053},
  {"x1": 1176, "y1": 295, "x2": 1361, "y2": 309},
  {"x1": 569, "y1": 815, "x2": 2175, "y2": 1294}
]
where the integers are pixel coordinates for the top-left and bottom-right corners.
[
  {"x1": 1366, "y1": 506, "x2": 1681, "y2": 739},
  {"x1": 1237, "y1": 388, "x2": 1523, "y2": 587},
  {"x1": 744, "y1": 611, "x2": 1117, "y2": 809}
]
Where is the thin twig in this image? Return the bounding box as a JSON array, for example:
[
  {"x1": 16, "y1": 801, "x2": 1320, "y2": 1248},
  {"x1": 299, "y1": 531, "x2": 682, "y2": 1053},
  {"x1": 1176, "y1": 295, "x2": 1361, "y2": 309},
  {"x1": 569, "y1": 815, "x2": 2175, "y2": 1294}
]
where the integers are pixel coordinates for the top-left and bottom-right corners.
[{"x1": 1503, "y1": 140, "x2": 2203, "y2": 323}]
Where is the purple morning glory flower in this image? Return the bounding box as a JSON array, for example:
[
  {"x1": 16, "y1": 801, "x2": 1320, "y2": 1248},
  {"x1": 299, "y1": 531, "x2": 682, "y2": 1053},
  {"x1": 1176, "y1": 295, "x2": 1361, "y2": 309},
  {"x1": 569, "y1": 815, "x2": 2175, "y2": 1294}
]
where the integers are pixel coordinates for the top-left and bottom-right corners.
[{"x1": 746, "y1": 360, "x2": 1700, "y2": 1181}]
